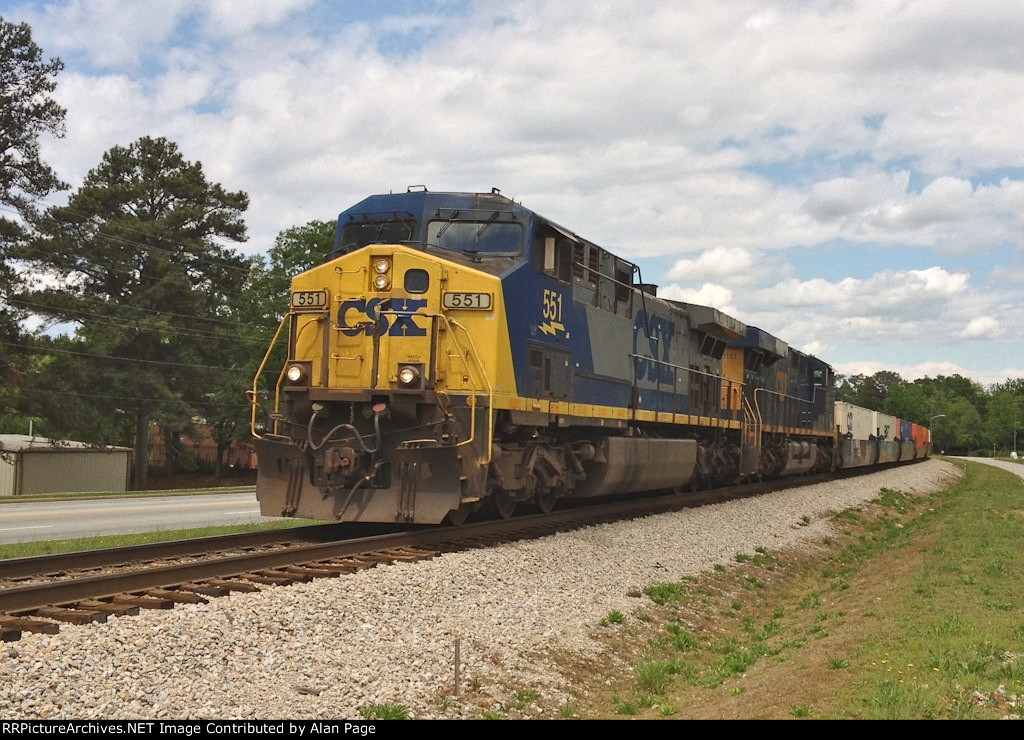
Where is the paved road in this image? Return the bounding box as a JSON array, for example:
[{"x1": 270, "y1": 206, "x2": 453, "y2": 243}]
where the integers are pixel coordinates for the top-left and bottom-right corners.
[
  {"x1": 949, "y1": 456, "x2": 1024, "y2": 479},
  {"x1": 0, "y1": 491, "x2": 271, "y2": 544}
]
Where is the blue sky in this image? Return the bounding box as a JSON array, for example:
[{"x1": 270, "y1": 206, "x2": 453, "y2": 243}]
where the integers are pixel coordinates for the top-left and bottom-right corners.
[{"x1": 2, "y1": 0, "x2": 1022, "y2": 385}]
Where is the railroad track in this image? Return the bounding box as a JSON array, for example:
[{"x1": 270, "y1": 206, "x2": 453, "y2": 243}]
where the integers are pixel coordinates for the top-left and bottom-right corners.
[{"x1": 0, "y1": 468, "x2": 881, "y2": 643}]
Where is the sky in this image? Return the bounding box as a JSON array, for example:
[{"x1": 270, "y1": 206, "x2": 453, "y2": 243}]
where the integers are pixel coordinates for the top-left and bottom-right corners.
[{"x1": 2, "y1": 0, "x2": 1022, "y2": 387}]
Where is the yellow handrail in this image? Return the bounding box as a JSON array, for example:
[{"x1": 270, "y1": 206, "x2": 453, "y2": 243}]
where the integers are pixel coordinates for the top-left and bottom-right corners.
[
  {"x1": 250, "y1": 313, "x2": 291, "y2": 438},
  {"x1": 445, "y1": 317, "x2": 495, "y2": 466}
]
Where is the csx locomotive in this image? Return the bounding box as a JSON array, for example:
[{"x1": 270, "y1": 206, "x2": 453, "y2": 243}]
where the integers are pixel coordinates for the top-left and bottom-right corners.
[{"x1": 250, "y1": 188, "x2": 930, "y2": 525}]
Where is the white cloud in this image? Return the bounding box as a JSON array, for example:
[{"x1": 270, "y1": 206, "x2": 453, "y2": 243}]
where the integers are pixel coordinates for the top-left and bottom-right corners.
[
  {"x1": 959, "y1": 316, "x2": 1000, "y2": 339},
  {"x1": 10, "y1": 0, "x2": 1024, "y2": 383},
  {"x1": 666, "y1": 246, "x2": 757, "y2": 282},
  {"x1": 657, "y1": 283, "x2": 736, "y2": 315}
]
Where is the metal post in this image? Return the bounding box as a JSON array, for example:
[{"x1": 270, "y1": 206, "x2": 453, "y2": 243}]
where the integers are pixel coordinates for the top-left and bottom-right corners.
[{"x1": 454, "y1": 637, "x2": 461, "y2": 696}]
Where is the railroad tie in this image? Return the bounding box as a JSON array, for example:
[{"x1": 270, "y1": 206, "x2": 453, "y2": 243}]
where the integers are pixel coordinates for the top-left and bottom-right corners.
[
  {"x1": 145, "y1": 589, "x2": 208, "y2": 605},
  {"x1": 281, "y1": 565, "x2": 339, "y2": 578},
  {"x1": 111, "y1": 594, "x2": 175, "y2": 610},
  {"x1": 2, "y1": 626, "x2": 20, "y2": 642},
  {"x1": 31, "y1": 606, "x2": 107, "y2": 625},
  {"x1": 0, "y1": 615, "x2": 60, "y2": 635},
  {"x1": 178, "y1": 583, "x2": 231, "y2": 598},
  {"x1": 74, "y1": 600, "x2": 141, "y2": 617},
  {"x1": 260, "y1": 569, "x2": 313, "y2": 583},
  {"x1": 381, "y1": 548, "x2": 439, "y2": 561},
  {"x1": 323, "y1": 558, "x2": 376, "y2": 572},
  {"x1": 239, "y1": 573, "x2": 295, "y2": 586},
  {"x1": 204, "y1": 579, "x2": 261, "y2": 593}
]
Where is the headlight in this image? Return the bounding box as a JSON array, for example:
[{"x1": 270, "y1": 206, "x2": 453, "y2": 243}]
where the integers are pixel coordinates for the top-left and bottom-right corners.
[
  {"x1": 373, "y1": 258, "x2": 391, "y2": 274},
  {"x1": 373, "y1": 274, "x2": 391, "y2": 290},
  {"x1": 286, "y1": 364, "x2": 306, "y2": 383},
  {"x1": 397, "y1": 365, "x2": 421, "y2": 387}
]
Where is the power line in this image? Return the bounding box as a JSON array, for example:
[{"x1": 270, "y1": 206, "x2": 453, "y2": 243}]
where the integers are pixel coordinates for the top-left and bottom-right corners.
[
  {"x1": 4, "y1": 294, "x2": 274, "y2": 346},
  {"x1": 14, "y1": 385, "x2": 251, "y2": 408},
  {"x1": 6, "y1": 287, "x2": 284, "y2": 330},
  {"x1": 0, "y1": 339, "x2": 249, "y2": 371},
  {"x1": 0, "y1": 202, "x2": 254, "y2": 275}
]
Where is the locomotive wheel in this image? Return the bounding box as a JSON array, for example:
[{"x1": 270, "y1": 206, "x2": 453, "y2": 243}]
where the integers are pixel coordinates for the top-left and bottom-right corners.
[
  {"x1": 534, "y1": 488, "x2": 557, "y2": 514},
  {"x1": 444, "y1": 505, "x2": 472, "y2": 526},
  {"x1": 490, "y1": 490, "x2": 517, "y2": 520}
]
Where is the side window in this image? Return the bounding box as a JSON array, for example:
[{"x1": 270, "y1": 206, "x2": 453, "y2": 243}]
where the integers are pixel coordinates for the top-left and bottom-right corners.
[{"x1": 535, "y1": 231, "x2": 573, "y2": 283}]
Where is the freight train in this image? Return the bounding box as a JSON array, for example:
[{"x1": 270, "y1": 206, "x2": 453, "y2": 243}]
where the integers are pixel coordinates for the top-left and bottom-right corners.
[{"x1": 249, "y1": 188, "x2": 931, "y2": 525}]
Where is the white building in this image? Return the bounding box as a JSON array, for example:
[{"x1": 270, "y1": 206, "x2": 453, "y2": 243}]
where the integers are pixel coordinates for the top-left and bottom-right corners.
[{"x1": 0, "y1": 435, "x2": 131, "y2": 496}]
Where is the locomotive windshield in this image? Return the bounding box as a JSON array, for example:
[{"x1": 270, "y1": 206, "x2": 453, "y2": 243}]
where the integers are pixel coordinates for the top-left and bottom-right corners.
[
  {"x1": 426, "y1": 209, "x2": 523, "y2": 256},
  {"x1": 338, "y1": 214, "x2": 418, "y2": 253}
]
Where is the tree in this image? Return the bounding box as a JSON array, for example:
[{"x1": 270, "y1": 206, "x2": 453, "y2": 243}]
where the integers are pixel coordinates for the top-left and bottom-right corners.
[
  {"x1": 203, "y1": 219, "x2": 336, "y2": 473},
  {"x1": 835, "y1": 371, "x2": 905, "y2": 411},
  {"x1": 0, "y1": 17, "x2": 66, "y2": 415},
  {"x1": 18, "y1": 136, "x2": 248, "y2": 487},
  {"x1": 986, "y1": 379, "x2": 1024, "y2": 455}
]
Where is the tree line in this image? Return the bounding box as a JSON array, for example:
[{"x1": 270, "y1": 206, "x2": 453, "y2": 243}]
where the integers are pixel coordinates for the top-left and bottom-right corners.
[
  {"x1": 0, "y1": 17, "x2": 330, "y2": 486},
  {"x1": 1, "y1": 18, "x2": 1020, "y2": 488},
  {"x1": 836, "y1": 372, "x2": 1022, "y2": 456}
]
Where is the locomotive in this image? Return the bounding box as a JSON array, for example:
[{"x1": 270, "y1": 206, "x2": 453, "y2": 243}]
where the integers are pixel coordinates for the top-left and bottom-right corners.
[{"x1": 250, "y1": 188, "x2": 931, "y2": 525}]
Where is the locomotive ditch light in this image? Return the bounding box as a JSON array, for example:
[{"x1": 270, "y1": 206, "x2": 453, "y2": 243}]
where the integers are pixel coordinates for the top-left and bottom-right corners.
[
  {"x1": 373, "y1": 257, "x2": 391, "y2": 274},
  {"x1": 397, "y1": 364, "x2": 422, "y2": 388},
  {"x1": 373, "y1": 273, "x2": 391, "y2": 291},
  {"x1": 285, "y1": 362, "x2": 311, "y2": 385}
]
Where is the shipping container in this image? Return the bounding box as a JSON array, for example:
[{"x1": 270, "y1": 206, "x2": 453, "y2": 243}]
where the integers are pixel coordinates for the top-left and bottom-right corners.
[{"x1": 835, "y1": 401, "x2": 874, "y2": 440}]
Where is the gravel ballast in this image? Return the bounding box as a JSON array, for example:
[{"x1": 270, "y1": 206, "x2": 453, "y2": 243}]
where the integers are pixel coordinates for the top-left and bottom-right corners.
[{"x1": 0, "y1": 459, "x2": 960, "y2": 719}]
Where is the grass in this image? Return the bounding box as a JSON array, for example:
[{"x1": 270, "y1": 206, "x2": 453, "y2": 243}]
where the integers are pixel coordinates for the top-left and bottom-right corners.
[
  {"x1": 358, "y1": 702, "x2": 409, "y2": 720},
  {"x1": 578, "y1": 461, "x2": 1024, "y2": 719},
  {"x1": 0, "y1": 518, "x2": 320, "y2": 560},
  {"x1": 600, "y1": 610, "x2": 625, "y2": 627}
]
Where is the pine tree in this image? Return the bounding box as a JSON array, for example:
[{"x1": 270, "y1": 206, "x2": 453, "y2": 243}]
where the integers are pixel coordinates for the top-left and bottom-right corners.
[
  {"x1": 20, "y1": 136, "x2": 248, "y2": 487},
  {"x1": 0, "y1": 17, "x2": 66, "y2": 417}
]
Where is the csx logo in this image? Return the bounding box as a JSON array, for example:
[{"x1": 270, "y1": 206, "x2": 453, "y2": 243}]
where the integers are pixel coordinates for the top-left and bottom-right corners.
[
  {"x1": 338, "y1": 297, "x2": 428, "y2": 337},
  {"x1": 632, "y1": 310, "x2": 674, "y2": 383}
]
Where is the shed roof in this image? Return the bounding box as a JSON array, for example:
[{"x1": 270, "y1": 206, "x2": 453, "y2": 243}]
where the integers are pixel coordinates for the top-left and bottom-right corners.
[{"x1": 0, "y1": 434, "x2": 131, "y2": 454}]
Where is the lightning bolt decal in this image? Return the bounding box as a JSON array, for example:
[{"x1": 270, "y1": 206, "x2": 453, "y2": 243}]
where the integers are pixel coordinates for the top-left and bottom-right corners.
[{"x1": 539, "y1": 320, "x2": 565, "y2": 336}]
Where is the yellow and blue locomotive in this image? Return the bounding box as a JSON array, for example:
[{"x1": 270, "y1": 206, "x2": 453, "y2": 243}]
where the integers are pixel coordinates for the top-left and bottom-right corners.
[{"x1": 251, "y1": 188, "x2": 909, "y2": 525}]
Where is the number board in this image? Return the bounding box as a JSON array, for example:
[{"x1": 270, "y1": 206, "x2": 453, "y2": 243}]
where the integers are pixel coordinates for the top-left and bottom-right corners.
[
  {"x1": 442, "y1": 292, "x2": 493, "y2": 310},
  {"x1": 291, "y1": 290, "x2": 328, "y2": 309}
]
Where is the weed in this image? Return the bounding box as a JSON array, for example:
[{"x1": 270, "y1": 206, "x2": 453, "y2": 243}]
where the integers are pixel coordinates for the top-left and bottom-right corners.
[
  {"x1": 799, "y1": 592, "x2": 821, "y2": 609},
  {"x1": 359, "y1": 703, "x2": 409, "y2": 720},
  {"x1": 613, "y1": 697, "x2": 638, "y2": 716},
  {"x1": 798, "y1": 515, "x2": 811, "y2": 527},
  {"x1": 635, "y1": 658, "x2": 675, "y2": 695},
  {"x1": 600, "y1": 610, "x2": 625, "y2": 627},
  {"x1": 559, "y1": 702, "x2": 578, "y2": 719},
  {"x1": 644, "y1": 582, "x2": 688, "y2": 605},
  {"x1": 666, "y1": 621, "x2": 700, "y2": 651},
  {"x1": 790, "y1": 705, "x2": 812, "y2": 718},
  {"x1": 510, "y1": 690, "x2": 539, "y2": 711},
  {"x1": 827, "y1": 656, "x2": 850, "y2": 669},
  {"x1": 480, "y1": 709, "x2": 504, "y2": 720},
  {"x1": 659, "y1": 702, "x2": 677, "y2": 716},
  {"x1": 713, "y1": 563, "x2": 726, "y2": 573}
]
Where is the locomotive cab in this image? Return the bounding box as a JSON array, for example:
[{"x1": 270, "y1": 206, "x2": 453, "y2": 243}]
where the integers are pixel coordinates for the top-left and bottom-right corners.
[{"x1": 253, "y1": 190, "x2": 524, "y2": 524}]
